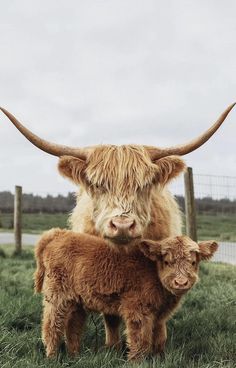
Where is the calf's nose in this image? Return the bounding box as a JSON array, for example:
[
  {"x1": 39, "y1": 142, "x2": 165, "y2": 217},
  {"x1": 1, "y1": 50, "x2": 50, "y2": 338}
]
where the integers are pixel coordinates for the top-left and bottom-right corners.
[{"x1": 173, "y1": 278, "x2": 189, "y2": 288}]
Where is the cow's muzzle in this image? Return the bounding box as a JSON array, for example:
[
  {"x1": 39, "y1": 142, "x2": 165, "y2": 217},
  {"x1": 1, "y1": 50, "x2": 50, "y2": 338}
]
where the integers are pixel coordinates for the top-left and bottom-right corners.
[{"x1": 104, "y1": 216, "x2": 142, "y2": 245}]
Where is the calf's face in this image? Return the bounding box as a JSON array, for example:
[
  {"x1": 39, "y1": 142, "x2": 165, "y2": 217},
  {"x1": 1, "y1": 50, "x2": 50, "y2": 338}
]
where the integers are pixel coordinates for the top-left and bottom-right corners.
[{"x1": 140, "y1": 236, "x2": 218, "y2": 296}]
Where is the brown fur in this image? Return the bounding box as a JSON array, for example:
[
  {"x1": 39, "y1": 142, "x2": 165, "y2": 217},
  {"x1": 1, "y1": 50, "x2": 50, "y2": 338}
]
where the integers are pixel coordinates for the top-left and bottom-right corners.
[
  {"x1": 58, "y1": 146, "x2": 186, "y2": 243},
  {"x1": 34, "y1": 229, "x2": 218, "y2": 361},
  {"x1": 58, "y1": 146, "x2": 186, "y2": 346}
]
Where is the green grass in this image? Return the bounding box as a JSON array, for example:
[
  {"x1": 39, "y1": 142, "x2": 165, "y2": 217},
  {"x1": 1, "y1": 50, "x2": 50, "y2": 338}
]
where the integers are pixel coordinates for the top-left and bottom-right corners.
[
  {"x1": 0, "y1": 213, "x2": 68, "y2": 233},
  {"x1": 196, "y1": 213, "x2": 236, "y2": 242},
  {"x1": 1, "y1": 212, "x2": 236, "y2": 242},
  {"x1": 0, "y1": 245, "x2": 235, "y2": 368}
]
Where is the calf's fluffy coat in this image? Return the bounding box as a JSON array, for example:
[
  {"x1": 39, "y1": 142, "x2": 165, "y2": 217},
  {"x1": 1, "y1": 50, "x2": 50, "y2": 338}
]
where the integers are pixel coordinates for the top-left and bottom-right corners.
[{"x1": 34, "y1": 229, "x2": 218, "y2": 361}]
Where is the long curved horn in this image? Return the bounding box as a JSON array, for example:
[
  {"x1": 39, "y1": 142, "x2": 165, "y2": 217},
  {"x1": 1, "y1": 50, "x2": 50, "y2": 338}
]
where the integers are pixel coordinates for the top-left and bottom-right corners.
[
  {"x1": 0, "y1": 107, "x2": 88, "y2": 160},
  {"x1": 147, "y1": 102, "x2": 236, "y2": 160}
]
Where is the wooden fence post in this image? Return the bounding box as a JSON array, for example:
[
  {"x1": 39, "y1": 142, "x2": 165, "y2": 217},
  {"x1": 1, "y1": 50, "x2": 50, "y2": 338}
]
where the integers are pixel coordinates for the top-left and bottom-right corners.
[
  {"x1": 14, "y1": 185, "x2": 22, "y2": 254},
  {"x1": 184, "y1": 167, "x2": 197, "y2": 241}
]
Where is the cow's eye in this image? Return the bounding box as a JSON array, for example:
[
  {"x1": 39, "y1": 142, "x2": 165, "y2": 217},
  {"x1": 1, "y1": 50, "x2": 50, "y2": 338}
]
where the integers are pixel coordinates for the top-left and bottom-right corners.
[
  {"x1": 94, "y1": 184, "x2": 106, "y2": 193},
  {"x1": 94, "y1": 183, "x2": 102, "y2": 190},
  {"x1": 192, "y1": 261, "x2": 196, "y2": 266},
  {"x1": 164, "y1": 260, "x2": 169, "y2": 266}
]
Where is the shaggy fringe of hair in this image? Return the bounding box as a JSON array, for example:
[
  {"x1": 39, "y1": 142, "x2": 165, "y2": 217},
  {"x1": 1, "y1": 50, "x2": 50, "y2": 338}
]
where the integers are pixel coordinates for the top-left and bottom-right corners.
[
  {"x1": 58, "y1": 146, "x2": 186, "y2": 195},
  {"x1": 86, "y1": 145, "x2": 157, "y2": 195}
]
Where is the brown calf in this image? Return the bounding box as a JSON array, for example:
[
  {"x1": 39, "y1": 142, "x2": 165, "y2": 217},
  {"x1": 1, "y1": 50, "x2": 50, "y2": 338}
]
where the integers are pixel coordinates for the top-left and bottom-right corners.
[{"x1": 34, "y1": 229, "x2": 218, "y2": 361}]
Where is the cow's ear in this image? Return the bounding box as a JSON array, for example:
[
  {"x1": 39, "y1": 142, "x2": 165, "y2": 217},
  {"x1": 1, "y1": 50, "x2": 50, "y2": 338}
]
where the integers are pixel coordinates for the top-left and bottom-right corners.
[
  {"x1": 58, "y1": 156, "x2": 87, "y2": 184},
  {"x1": 139, "y1": 240, "x2": 162, "y2": 261},
  {"x1": 198, "y1": 240, "x2": 218, "y2": 260},
  {"x1": 154, "y1": 156, "x2": 186, "y2": 185}
]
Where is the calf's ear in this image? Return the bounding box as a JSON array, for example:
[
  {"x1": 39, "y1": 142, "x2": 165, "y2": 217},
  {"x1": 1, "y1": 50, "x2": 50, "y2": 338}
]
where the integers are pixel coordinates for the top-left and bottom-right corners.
[
  {"x1": 58, "y1": 156, "x2": 87, "y2": 184},
  {"x1": 198, "y1": 240, "x2": 219, "y2": 260},
  {"x1": 154, "y1": 156, "x2": 186, "y2": 185},
  {"x1": 139, "y1": 240, "x2": 162, "y2": 261}
]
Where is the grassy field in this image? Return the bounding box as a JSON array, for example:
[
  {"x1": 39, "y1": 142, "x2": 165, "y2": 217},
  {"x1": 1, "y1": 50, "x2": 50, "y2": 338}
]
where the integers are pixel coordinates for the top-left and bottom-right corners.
[
  {"x1": 0, "y1": 213, "x2": 68, "y2": 234},
  {"x1": 1, "y1": 212, "x2": 236, "y2": 241},
  {"x1": 0, "y1": 245, "x2": 235, "y2": 368},
  {"x1": 196, "y1": 214, "x2": 236, "y2": 241}
]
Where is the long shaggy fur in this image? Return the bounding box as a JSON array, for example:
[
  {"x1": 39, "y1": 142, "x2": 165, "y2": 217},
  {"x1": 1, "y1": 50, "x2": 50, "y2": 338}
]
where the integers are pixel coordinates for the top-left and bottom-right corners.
[
  {"x1": 34, "y1": 228, "x2": 65, "y2": 292},
  {"x1": 58, "y1": 146, "x2": 185, "y2": 237},
  {"x1": 58, "y1": 145, "x2": 186, "y2": 348},
  {"x1": 35, "y1": 229, "x2": 217, "y2": 361}
]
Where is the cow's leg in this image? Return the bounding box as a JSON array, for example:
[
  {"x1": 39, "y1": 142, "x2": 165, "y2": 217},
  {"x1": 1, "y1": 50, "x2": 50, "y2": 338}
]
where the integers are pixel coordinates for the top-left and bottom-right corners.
[
  {"x1": 123, "y1": 310, "x2": 154, "y2": 362},
  {"x1": 152, "y1": 319, "x2": 167, "y2": 356},
  {"x1": 103, "y1": 314, "x2": 121, "y2": 349},
  {"x1": 42, "y1": 300, "x2": 68, "y2": 357},
  {"x1": 65, "y1": 303, "x2": 87, "y2": 355}
]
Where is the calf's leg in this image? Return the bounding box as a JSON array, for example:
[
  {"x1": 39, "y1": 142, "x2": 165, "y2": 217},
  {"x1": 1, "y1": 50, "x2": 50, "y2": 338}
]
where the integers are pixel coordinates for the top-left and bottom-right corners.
[
  {"x1": 42, "y1": 300, "x2": 68, "y2": 357},
  {"x1": 103, "y1": 314, "x2": 121, "y2": 349},
  {"x1": 65, "y1": 303, "x2": 87, "y2": 355},
  {"x1": 123, "y1": 310, "x2": 154, "y2": 361},
  {"x1": 152, "y1": 319, "x2": 167, "y2": 356}
]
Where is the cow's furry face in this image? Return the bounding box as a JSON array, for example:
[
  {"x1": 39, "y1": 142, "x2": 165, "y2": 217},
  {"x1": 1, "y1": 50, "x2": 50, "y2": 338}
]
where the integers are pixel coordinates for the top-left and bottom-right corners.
[
  {"x1": 140, "y1": 236, "x2": 218, "y2": 295},
  {"x1": 58, "y1": 145, "x2": 185, "y2": 244}
]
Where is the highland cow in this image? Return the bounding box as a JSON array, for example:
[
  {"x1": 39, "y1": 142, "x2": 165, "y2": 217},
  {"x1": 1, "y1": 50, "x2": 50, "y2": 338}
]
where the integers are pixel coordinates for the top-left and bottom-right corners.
[
  {"x1": 34, "y1": 228, "x2": 218, "y2": 361},
  {"x1": 1, "y1": 103, "x2": 233, "y2": 346}
]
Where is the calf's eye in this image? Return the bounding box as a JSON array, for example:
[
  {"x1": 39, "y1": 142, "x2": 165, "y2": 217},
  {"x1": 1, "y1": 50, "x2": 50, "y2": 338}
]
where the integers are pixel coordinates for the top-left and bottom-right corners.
[
  {"x1": 164, "y1": 261, "x2": 169, "y2": 266},
  {"x1": 192, "y1": 261, "x2": 196, "y2": 266}
]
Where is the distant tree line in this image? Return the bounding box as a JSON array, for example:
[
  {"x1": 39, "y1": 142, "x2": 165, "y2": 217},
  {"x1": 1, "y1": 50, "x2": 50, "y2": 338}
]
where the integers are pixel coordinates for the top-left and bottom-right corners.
[
  {"x1": 0, "y1": 191, "x2": 76, "y2": 214},
  {"x1": 0, "y1": 191, "x2": 235, "y2": 215},
  {"x1": 176, "y1": 195, "x2": 236, "y2": 215}
]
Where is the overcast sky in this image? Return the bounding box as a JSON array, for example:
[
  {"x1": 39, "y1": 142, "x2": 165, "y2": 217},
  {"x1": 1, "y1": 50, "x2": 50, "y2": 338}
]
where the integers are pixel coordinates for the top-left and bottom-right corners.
[{"x1": 0, "y1": 0, "x2": 236, "y2": 196}]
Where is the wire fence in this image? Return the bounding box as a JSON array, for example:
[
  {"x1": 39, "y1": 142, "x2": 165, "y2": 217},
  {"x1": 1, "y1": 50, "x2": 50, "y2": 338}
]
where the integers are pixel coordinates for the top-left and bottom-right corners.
[
  {"x1": 1, "y1": 171, "x2": 236, "y2": 264},
  {"x1": 170, "y1": 173, "x2": 236, "y2": 265}
]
